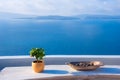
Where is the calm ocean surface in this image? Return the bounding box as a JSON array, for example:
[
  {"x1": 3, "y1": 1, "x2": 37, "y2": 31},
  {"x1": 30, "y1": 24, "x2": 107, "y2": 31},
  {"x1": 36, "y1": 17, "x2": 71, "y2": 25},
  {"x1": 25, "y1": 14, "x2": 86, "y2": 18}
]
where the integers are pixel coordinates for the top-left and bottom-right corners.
[{"x1": 0, "y1": 19, "x2": 120, "y2": 56}]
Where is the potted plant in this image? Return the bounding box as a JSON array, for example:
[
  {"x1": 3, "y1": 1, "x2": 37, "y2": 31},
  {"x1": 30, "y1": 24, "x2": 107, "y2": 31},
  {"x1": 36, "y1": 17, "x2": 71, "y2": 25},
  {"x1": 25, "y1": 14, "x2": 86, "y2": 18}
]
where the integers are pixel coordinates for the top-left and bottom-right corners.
[{"x1": 30, "y1": 48, "x2": 45, "y2": 73}]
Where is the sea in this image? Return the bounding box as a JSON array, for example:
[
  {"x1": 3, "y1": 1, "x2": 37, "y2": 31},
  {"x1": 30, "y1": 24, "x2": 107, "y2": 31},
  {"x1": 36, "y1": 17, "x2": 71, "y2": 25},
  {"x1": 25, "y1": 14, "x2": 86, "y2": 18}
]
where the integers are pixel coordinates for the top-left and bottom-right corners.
[{"x1": 0, "y1": 18, "x2": 120, "y2": 56}]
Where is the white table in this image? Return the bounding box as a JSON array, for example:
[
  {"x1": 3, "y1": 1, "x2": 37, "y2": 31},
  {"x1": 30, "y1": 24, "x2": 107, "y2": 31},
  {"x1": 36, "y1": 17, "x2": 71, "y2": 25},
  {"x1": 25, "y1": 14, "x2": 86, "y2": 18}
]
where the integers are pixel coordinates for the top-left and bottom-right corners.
[{"x1": 0, "y1": 65, "x2": 120, "y2": 80}]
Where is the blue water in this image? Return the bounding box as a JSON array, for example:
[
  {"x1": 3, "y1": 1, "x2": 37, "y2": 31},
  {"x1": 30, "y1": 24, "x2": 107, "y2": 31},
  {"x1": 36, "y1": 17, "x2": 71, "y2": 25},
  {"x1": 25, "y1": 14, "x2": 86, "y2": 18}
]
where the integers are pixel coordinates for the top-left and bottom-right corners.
[{"x1": 0, "y1": 19, "x2": 120, "y2": 56}]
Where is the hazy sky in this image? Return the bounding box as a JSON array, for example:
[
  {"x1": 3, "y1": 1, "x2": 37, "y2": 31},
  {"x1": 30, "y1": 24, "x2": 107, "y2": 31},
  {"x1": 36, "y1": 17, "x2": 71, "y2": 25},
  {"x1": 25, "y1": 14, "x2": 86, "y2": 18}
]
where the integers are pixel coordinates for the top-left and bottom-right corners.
[{"x1": 0, "y1": 0, "x2": 120, "y2": 16}]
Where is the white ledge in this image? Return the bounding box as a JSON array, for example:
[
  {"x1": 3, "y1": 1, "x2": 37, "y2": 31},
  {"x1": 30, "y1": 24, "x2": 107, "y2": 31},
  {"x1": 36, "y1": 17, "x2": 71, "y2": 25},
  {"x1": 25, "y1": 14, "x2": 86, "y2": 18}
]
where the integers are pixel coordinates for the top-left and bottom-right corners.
[{"x1": 0, "y1": 55, "x2": 120, "y2": 59}]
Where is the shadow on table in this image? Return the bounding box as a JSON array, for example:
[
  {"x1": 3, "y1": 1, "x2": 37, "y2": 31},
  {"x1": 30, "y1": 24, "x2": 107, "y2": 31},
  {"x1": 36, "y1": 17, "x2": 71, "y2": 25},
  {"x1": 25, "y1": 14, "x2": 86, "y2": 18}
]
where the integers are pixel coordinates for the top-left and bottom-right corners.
[
  {"x1": 0, "y1": 67, "x2": 4, "y2": 71},
  {"x1": 97, "y1": 67, "x2": 120, "y2": 74},
  {"x1": 43, "y1": 70, "x2": 69, "y2": 74},
  {"x1": 71, "y1": 67, "x2": 120, "y2": 75}
]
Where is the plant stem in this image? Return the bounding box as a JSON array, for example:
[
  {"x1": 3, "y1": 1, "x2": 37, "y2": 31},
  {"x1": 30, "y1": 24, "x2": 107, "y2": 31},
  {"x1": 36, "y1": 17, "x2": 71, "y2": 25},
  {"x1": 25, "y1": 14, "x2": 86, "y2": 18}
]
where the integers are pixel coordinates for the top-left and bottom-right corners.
[{"x1": 37, "y1": 58, "x2": 38, "y2": 63}]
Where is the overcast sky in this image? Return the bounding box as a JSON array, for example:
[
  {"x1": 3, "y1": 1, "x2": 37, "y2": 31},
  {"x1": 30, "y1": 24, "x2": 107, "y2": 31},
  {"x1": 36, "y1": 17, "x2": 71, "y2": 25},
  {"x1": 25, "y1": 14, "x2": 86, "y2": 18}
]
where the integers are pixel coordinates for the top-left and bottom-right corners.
[{"x1": 0, "y1": 0, "x2": 120, "y2": 16}]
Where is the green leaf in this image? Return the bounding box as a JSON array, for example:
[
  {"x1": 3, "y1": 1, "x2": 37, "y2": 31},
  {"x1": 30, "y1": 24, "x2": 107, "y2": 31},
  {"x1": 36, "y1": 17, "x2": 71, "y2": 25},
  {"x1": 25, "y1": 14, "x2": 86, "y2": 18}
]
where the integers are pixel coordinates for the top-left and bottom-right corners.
[{"x1": 29, "y1": 48, "x2": 45, "y2": 61}]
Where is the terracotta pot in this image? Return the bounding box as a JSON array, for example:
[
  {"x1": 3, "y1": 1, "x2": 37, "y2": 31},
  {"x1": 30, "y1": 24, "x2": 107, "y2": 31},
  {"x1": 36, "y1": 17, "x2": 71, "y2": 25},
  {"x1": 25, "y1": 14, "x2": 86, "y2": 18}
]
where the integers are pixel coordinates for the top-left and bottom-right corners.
[{"x1": 32, "y1": 60, "x2": 44, "y2": 73}]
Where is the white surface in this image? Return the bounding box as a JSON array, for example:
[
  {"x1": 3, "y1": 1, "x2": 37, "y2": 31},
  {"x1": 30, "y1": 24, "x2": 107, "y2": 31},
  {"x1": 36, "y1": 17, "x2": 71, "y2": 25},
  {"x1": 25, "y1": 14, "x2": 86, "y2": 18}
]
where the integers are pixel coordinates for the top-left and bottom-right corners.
[
  {"x1": 1, "y1": 65, "x2": 120, "y2": 80},
  {"x1": 1, "y1": 55, "x2": 120, "y2": 59}
]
